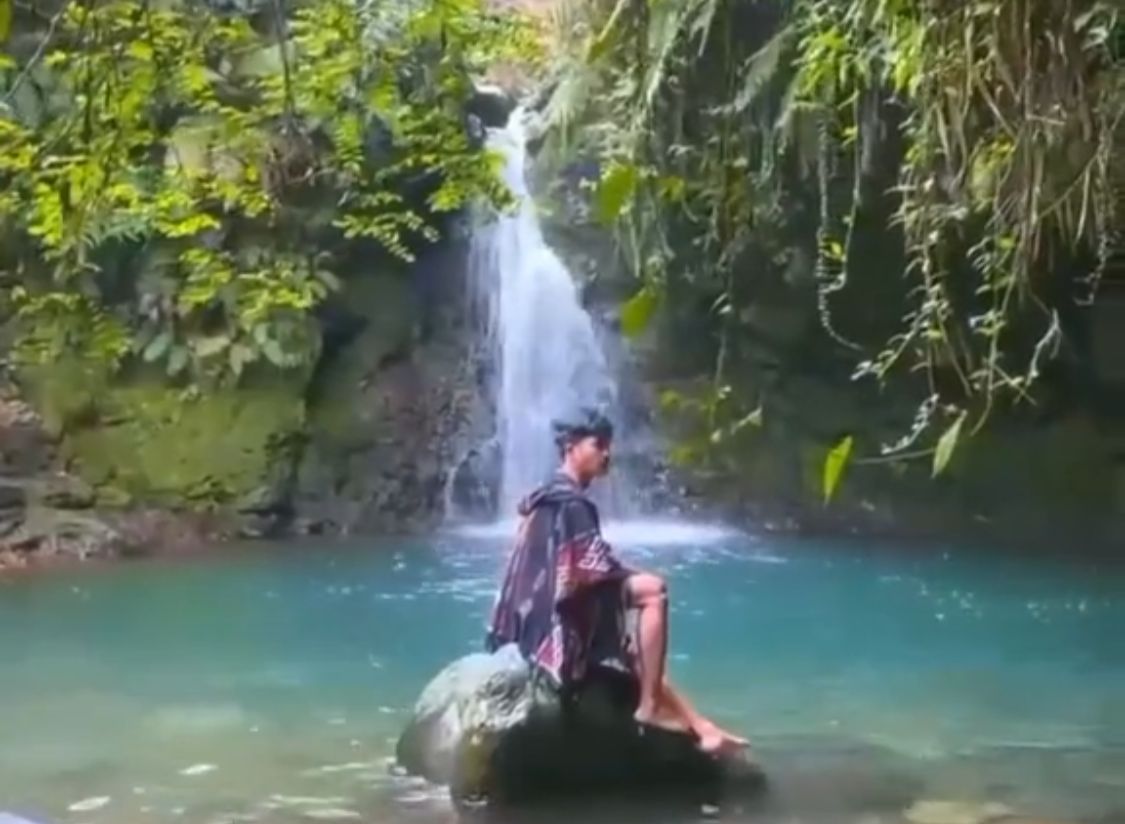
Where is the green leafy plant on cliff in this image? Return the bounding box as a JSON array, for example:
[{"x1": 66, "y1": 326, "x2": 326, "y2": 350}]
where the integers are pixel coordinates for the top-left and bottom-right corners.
[
  {"x1": 0, "y1": 0, "x2": 532, "y2": 381},
  {"x1": 539, "y1": 0, "x2": 1122, "y2": 485}
]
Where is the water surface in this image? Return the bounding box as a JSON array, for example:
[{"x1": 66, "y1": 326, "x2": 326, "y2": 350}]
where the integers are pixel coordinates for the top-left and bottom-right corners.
[{"x1": 0, "y1": 527, "x2": 1122, "y2": 824}]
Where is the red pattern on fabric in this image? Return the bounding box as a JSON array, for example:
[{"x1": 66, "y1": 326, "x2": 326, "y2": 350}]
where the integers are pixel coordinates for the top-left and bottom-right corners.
[{"x1": 557, "y1": 532, "x2": 622, "y2": 601}]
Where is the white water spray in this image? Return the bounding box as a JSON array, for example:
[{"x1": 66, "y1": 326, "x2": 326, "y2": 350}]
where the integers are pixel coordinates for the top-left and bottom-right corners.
[
  {"x1": 468, "y1": 111, "x2": 622, "y2": 514},
  {"x1": 460, "y1": 110, "x2": 733, "y2": 545}
]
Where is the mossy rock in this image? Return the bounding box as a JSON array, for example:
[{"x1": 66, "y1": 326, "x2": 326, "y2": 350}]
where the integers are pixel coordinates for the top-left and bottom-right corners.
[
  {"x1": 20, "y1": 359, "x2": 111, "y2": 439},
  {"x1": 397, "y1": 646, "x2": 768, "y2": 809},
  {"x1": 307, "y1": 270, "x2": 416, "y2": 444},
  {"x1": 22, "y1": 361, "x2": 306, "y2": 508}
]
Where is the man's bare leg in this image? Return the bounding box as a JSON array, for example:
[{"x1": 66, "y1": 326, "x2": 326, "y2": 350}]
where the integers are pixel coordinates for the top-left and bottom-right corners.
[
  {"x1": 625, "y1": 573, "x2": 680, "y2": 730},
  {"x1": 624, "y1": 573, "x2": 749, "y2": 748}
]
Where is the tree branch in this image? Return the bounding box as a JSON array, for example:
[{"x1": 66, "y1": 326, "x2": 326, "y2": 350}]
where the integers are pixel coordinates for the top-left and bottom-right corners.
[{"x1": 3, "y1": 0, "x2": 70, "y2": 107}]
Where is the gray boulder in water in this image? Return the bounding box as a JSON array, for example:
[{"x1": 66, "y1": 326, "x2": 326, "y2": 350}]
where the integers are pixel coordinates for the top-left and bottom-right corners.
[{"x1": 395, "y1": 645, "x2": 767, "y2": 808}]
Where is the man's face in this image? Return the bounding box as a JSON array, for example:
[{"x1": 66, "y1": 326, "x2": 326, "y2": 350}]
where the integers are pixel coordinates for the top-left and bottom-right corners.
[{"x1": 567, "y1": 434, "x2": 612, "y2": 481}]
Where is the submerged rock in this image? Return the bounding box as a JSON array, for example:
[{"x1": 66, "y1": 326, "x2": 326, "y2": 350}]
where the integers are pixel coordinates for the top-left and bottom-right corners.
[{"x1": 395, "y1": 645, "x2": 767, "y2": 809}]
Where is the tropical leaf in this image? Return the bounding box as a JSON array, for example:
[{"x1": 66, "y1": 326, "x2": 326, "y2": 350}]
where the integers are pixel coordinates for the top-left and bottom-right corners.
[
  {"x1": 595, "y1": 161, "x2": 638, "y2": 225},
  {"x1": 0, "y1": 0, "x2": 11, "y2": 44},
  {"x1": 261, "y1": 337, "x2": 290, "y2": 367},
  {"x1": 619, "y1": 284, "x2": 658, "y2": 338},
  {"x1": 142, "y1": 330, "x2": 173, "y2": 363},
  {"x1": 637, "y1": 0, "x2": 691, "y2": 115},
  {"x1": 731, "y1": 405, "x2": 763, "y2": 432},
  {"x1": 688, "y1": 0, "x2": 720, "y2": 56},
  {"x1": 932, "y1": 411, "x2": 966, "y2": 477},
  {"x1": 228, "y1": 342, "x2": 255, "y2": 377},
  {"x1": 193, "y1": 334, "x2": 231, "y2": 358},
  {"x1": 733, "y1": 24, "x2": 794, "y2": 112},
  {"x1": 822, "y1": 434, "x2": 853, "y2": 504},
  {"x1": 166, "y1": 346, "x2": 190, "y2": 377},
  {"x1": 709, "y1": 405, "x2": 763, "y2": 444},
  {"x1": 586, "y1": 0, "x2": 632, "y2": 62}
]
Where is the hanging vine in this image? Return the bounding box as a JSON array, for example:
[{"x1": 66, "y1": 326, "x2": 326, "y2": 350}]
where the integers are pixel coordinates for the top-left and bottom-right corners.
[{"x1": 539, "y1": 0, "x2": 1122, "y2": 470}]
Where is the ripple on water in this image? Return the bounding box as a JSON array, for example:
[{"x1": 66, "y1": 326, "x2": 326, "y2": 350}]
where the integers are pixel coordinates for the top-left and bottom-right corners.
[
  {"x1": 149, "y1": 704, "x2": 249, "y2": 735},
  {"x1": 67, "y1": 796, "x2": 111, "y2": 813},
  {"x1": 179, "y1": 764, "x2": 218, "y2": 777},
  {"x1": 447, "y1": 518, "x2": 741, "y2": 547}
]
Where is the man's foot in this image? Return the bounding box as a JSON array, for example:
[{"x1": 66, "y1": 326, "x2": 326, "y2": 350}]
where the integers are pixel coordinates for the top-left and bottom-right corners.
[
  {"x1": 694, "y1": 721, "x2": 749, "y2": 755},
  {"x1": 634, "y1": 705, "x2": 689, "y2": 734}
]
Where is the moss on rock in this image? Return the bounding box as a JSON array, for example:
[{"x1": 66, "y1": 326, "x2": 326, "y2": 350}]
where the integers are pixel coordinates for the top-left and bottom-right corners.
[
  {"x1": 307, "y1": 270, "x2": 416, "y2": 445},
  {"x1": 22, "y1": 361, "x2": 306, "y2": 508}
]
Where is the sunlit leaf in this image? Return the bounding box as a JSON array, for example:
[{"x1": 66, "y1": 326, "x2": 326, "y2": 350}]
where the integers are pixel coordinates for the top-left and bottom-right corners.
[
  {"x1": 657, "y1": 175, "x2": 685, "y2": 202},
  {"x1": 167, "y1": 346, "x2": 190, "y2": 377},
  {"x1": 261, "y1": 338, "x2": 288, "y2": 366},
  {"x1": 731, "y1": 406, "x2": 763, "y2": 432},
  {"x1": 932, "y1": 411, "x2": 966, "y2": 477},
  {"x1": 142, "y1": 330, "x2": 173, "y2": 363},
  {"x1": 659, "y1": 389, "x2": 684, "y2": 410},
  {"x1": 193, "y1": 334, "x2": 231, "y2": 358},
  {"x1": 595, "y1": 161, "x2": 638, "y2": 226},
  {"x1": 823, "y1": 435, "x2": 853, "y2": 504},
  {"x1": 586, "y1": 0, "x2": 630, "y2": 62},
  {"x1": 0, "y1": 0, "x2": 11, "y2": 43},
  {"x1": 619, "y1": 285, "x2": 659, "y2": 338}
]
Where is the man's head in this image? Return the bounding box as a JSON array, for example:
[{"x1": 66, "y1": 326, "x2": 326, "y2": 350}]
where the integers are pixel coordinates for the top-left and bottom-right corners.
[{"x1": 553, "y1": 408, "x2": 614, "y2": 487}]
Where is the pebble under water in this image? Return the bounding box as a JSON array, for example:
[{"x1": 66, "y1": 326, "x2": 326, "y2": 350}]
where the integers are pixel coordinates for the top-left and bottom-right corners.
[{"x1": 0, "y1": 525, "x2": 1122, "y2": 824}]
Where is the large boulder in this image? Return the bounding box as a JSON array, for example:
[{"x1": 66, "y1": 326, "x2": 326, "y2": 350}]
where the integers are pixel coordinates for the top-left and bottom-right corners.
[
  {"x1": 467, "y1": 83, "x2": 517, "y2": 130},
  {"x1": 395, "y1": 645, "x2": 767, "y2": 809}
]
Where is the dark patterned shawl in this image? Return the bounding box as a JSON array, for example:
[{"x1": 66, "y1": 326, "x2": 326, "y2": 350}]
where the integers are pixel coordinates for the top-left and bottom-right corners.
[{"x1": 485, "y1": 473, "x2": 633, "y2": 688}]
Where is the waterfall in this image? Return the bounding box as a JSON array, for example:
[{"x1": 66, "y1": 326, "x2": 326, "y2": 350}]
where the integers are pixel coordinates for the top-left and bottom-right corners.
[{"x1": 467, "y1": 110, "x2": 630, "y2": 516}]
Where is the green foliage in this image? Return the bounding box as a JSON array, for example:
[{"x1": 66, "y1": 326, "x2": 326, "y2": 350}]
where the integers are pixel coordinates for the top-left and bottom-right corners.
[
  {"x1": 798, "y1": 0, "x2": 1121, "y2": 441},
  {"x1": 619, "y1": 284, "x2": 658, "y2": 338},
  {"x1": 9, "y1": 288, "x2": 131, "y2": 368},
  {"x1": 822, "y1": 434, "x2": 852, "y2": 504},
  {"x1": 540, "y1": 0, "x2": 1122, "y2": 465},
  {"x1": 932, "y1": 411, "x2": 966, "y2": 478},
  {"x1": 0, "y1": 0, "x2": 525, "y2": 381},
  {"x1": 659, "y1": 380, "x2": 763, "y2": 471},
  {"x1": 595, "y1": 160, "x2": 638, "y2": 226}
]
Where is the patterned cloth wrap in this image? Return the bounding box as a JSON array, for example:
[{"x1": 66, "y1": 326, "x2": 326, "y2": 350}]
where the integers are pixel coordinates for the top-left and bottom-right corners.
[{"x1": 485, "y1": 473, "x2": 634, "y2": 689}]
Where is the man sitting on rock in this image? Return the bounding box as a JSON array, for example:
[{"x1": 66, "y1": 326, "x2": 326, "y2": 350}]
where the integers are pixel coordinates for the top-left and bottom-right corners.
[{"x1": 485, "y1": 408, "x2": 748, "y2": 755}]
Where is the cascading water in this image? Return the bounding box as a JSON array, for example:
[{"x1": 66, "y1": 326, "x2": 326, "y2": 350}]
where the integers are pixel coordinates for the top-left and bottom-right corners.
[
  {"x1": 448, "y1": 108, "x2": 740, "y2": 545},
  {"x1": 466, "y1": 109, "x2": 633, "y2": 517}
]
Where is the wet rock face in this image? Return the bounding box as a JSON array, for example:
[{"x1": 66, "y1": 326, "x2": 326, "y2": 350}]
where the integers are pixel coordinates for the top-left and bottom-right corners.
[
  {"x1": 446, "y1": 438, "x2": 502, "y2": 520},
  {"x1": 396, "y1": 646, "x2": 768, "y2": 809},
  {"x1": 0, "y1": 377, "x2": 232, "y2": 570},
  {"x1": 291, "y1": 244, "x2": 496, "y2": 535},
  {"x1": 468, "y1": 84, "x2": 518, "y2": 130},
  {"x1": 1, "y1": 253, "x2": 488, "y2": 559}
]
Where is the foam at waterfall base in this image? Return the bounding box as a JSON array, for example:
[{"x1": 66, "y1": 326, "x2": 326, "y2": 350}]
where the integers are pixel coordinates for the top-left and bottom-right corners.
[{"x1": 447, "y1": 518, "x2": 740, "y2": 546}]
